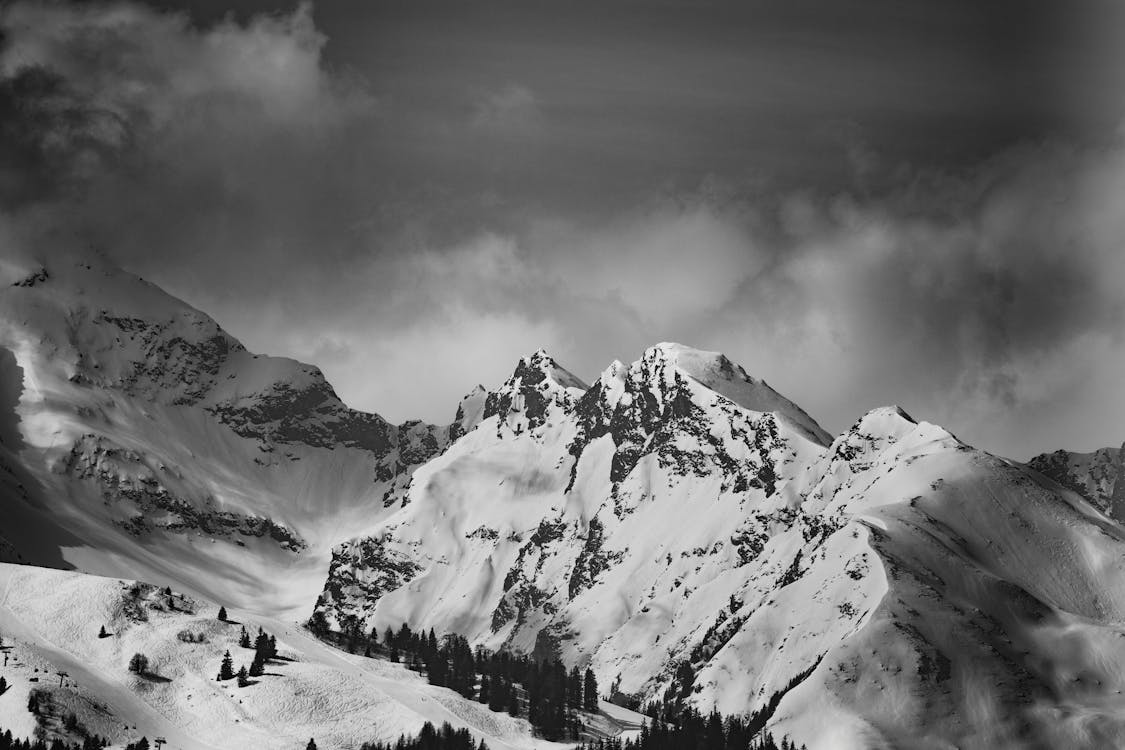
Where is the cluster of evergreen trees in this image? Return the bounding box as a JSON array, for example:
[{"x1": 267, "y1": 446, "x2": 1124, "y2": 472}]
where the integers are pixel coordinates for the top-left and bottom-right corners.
[
  {"x1": 21, "y1": 691, "x2": 110, "y2": 749},
  {"x1": 600, "y1": 702, "x2": 808, "y2": 750},
  {"x1": 577, "y1": 722, "x2": 802, "y2": 750},
  {"x1": 359, "y1": 721, "x2": 487, "y2": 750},
  {"x1": 0, "y1": 729, "x2": 107, "y2": 750},
  {"x1": 329, "y1": 621, "x2": 600, "y2": 741},
  {"x1": 0, "y1": 733, "x2": 104, "y2": 750},
  {"x1": 312, "y1": 619, "x2": 801, "y2": 748},
  {"x1": 239, "y1": 626, "x2": 279, "y2": 678},
  {"x1": 217, "y1": 625, "x2": 280, "y2": 687}
]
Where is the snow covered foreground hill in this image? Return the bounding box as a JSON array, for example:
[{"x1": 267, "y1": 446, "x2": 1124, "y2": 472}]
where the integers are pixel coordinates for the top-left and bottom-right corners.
[
  {"x1": 0, "y1": 562, "x2": 612, "y2": 750},
  {"x1": 4, "y1": 255, "x2": 1125, "y2": 748}
]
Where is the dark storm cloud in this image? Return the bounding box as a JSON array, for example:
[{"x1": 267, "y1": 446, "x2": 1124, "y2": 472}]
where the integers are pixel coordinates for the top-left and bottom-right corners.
[{"x1": 1, "y1": 0, "x2": 1123, "y2": 460}]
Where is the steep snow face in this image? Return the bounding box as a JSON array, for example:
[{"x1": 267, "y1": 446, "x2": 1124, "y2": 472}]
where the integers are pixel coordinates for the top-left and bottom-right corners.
[
  {"x1": 317, "y1": 386, "x2": 1125, "y2": 749},
  {"x1": 0, "y1": 255, "x2": 449, "y2": 617},
  {"x1": 0, "y1": 562, "x2": 603, "y2": 750},
  {"x1": 767, "y1": 409, "x2": 1125, "y2": 750},
  {"x1": 641, "y1": 343, "x2": 831, "y2": 446},
  {"x1": 1029, "y1": 444, "x2": 1125, "y2": 521},
  {"x1": 314, "y1": 343, "x2": 841, "y2": 710},
  {"x1": 450, "y1": 385, "x2": 489, "y2": 442}
]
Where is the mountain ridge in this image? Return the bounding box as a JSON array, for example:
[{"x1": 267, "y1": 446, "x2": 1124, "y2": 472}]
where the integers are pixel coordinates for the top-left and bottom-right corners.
[{"x1": 2, "y1": 254, "x2": 1125, "y2": 748}]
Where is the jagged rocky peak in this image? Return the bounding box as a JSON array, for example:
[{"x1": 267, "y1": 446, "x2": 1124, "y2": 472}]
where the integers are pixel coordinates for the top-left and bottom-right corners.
[
  {"x1": 601, "y1": 342, "x2": 832, "y2": 446},
  {"x1": 482, "y1": 348, "x2": 588, "y2": 433}
]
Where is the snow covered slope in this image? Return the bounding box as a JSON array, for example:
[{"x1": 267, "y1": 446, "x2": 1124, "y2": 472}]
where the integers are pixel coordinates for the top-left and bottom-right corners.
[
  {"x1": 1029, "y1": 444, "x2": 1125, "y2": 521},
  {"x1": 315, "y1": 361, "x2": 1125, "y2": 749},
  {"x1": 0, "y1": 253, "x2": 454, "y2": 618},
  {"x1": 0, "y1": 562, "x2": 602, "y2": 750}
]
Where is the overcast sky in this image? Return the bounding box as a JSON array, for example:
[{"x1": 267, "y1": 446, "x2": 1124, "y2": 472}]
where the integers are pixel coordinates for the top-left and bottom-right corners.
[{"x1": 2, "y1": 0, "x2": 1125, "y2": 459}]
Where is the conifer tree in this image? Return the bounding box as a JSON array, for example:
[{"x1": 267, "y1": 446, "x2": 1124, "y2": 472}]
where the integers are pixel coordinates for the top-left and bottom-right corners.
[
  {"x1": 306, "y1": 739, "x2": 318, "y2": 750},
  {"x1": 239, "y1": 627, "x2": 251, "y2": 649},
  {"x1": 219, "y1": 650, "x2": 235, "y2": 681},
  {"x1": 478, "y1": 674, "x2": 490, "y2": 704},
  {"x1": 0, "y1": 675, "x2": 7, "y2": 694},
  {"x1": 249, "y1": 653, "x2": 265, "y2": 677},
  {"x1": 237, "y1": 665, "x2": 249, "y2": 687},
  {"x1": 583, "y1": 668, "x2": 598, "y2": 712},
  {"x1": 218, "y1": 606, "x2": 228, "y2": 622},
  {"x1": 568, "y1": 666, "x2": 582, "y2": 710},
  {"x1": 98, "y1": 625, "x2": 108, "y2": 639}
]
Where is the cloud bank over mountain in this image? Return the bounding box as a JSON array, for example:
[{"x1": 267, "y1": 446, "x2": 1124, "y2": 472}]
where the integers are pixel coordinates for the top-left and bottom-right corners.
[{"x1": 0, "y1": 0, "x2": 1123, "y2": 458}]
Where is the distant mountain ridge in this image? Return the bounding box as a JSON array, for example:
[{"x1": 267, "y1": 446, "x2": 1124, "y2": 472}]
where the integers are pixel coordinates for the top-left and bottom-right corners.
[{"x1": 1029, "y1": 444, "x2": 1125, "y2": 521}]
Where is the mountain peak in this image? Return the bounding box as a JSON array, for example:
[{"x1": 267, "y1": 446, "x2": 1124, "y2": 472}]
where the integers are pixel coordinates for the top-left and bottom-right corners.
[
  {"x1": 511, "y1": 349, "x2": 588, "y2": 392},
  {"x1": 635, "y1": 342, "x2": 831, "y2": 445},
  {"x1": 482, "y1": 350, "x2": 587, "y2": 432}
]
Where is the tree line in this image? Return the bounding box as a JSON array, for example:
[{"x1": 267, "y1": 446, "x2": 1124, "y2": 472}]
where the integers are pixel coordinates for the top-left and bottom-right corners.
[
  {"x1": 307, "y1": 619, "x2": 809, "y2": 750},
  {"x1": 359, "y1": 721, "x2": 487, "y2": 750},
  {"x1": 309, "y1": 618, "x2": 599, "y2": 741},
  {"x1": 0, "y1": 729, "x2": 107, "y2": 750},
  {"x1": 576, "y1": 718, "x2": 805, "y2": 750}
]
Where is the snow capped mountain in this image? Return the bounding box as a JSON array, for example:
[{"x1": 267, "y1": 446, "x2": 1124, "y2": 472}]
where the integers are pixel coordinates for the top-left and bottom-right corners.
[
  {"x1": 0, "y1": 253, "x2": 451, "y2": 617},
  {"x1": 314, "y1": 353, "x2": 1125, "y2": 749},
  {"x1": 1029, "y1": 444, "x2": 1125, "y2": 521},
  {"x1": 4, "y1": 255, "x2": 1125, "y2": 748}
]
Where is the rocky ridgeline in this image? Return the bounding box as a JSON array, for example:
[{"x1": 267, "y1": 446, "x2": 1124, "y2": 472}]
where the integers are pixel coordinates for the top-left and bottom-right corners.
[
  {"x1": 1029, "y1": 443, "x2": 1125, "y2": 520},
  {"x1": 62, "y1": 434, "x2": 306, "y2": 552}
]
